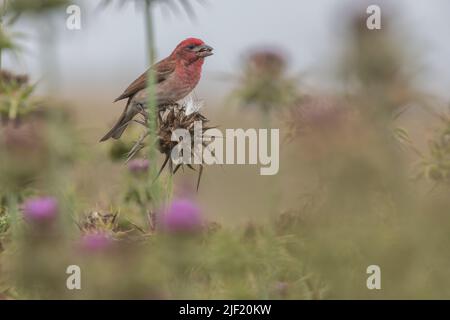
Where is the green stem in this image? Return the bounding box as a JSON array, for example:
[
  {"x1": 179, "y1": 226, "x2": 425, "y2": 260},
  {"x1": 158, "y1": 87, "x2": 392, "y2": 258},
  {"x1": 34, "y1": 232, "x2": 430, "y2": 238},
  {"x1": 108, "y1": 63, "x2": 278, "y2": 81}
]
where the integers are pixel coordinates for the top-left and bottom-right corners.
[
  {"x1": 8, "y1": 95, "x2": 17, "y2": 119},
  {"x1": 7, "y1": 193, "x2": 21, "y2": 241},
  {"x1": 262, "y1": 107, "x2": 281, "y2": 216},
  {"x1": 0, "y1": 1, "x2": 5, "y2": 71},
  {"x1": 0, "y1": 38, "x2": 2, "y2": 70},
  {"x1": 144, "y1": 0, "x2": 163, "y2": 211},
  {"x1": 145, "y1": 0, "x2": 156, "y2": 67}
]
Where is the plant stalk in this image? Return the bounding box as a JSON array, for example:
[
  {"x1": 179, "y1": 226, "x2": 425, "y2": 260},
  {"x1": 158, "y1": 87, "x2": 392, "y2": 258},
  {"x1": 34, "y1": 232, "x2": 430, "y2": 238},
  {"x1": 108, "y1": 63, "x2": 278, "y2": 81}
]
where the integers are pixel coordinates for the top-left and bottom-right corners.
[
  {"x1": 0, "y1": 0, "x2": 6, "y2": 70},
  {"x1": 144, "y1": 0, "x2": 164, "y2": 211}
]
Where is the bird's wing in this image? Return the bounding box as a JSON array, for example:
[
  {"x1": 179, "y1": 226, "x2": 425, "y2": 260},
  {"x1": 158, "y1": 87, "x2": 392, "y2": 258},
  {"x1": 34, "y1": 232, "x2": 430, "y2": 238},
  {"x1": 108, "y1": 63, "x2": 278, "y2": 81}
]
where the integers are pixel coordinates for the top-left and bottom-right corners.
[{"x1": 114, "y1": 57, "x2": 176, "y2": 102}]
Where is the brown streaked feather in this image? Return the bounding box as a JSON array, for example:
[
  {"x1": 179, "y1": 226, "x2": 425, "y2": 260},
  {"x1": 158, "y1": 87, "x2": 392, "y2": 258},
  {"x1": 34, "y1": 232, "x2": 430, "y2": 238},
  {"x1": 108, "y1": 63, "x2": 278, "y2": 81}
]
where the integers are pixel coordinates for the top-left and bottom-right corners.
[
  {"x1": 99, "y1": 98, "x2": 134, "y2": 142},
  {"x1": 114, "y1": 57, "x2": 177, "y2": 102}
]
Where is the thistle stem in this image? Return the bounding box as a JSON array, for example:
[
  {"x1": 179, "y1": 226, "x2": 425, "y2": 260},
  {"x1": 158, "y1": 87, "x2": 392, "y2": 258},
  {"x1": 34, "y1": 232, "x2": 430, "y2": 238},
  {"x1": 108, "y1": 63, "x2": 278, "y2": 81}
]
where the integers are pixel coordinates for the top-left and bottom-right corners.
[
  {"x1": 0, "y1": 1, "x2": 5, "y2": 71},
  {"x1": 7, "y1": 193, "x2": 21, "y2": 241},
  {"x1": 144, "y1": 0, "x2": 165, "y2": 212}
]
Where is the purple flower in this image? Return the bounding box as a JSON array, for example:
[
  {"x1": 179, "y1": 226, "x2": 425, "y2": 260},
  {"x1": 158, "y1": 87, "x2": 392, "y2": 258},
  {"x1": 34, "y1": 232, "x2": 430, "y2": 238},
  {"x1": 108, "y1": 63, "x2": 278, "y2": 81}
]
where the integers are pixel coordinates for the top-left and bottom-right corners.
[
  {"x1": 161, "y1": 198, "x2": 203, "y2": 234},
  {"x1": 80, "y1": 232, "x2": 112, "y2": 252},
  {"x1": 23, "y1": 197, "x2": 58, "y2": 222},
  {"x1": 273, "y1": 281, "x2": 289, "y2": 298},
  {"x1": 128, "y1": 158, "x2": 149, "y2": 174}
]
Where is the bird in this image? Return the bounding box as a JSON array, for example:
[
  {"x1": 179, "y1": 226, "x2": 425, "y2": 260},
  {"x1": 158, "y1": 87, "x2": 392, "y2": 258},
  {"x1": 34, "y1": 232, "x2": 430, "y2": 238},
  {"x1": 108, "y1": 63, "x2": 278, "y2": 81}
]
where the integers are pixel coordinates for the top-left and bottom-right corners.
[{"x1": 100, "y1": 38, "x2": 213, "y2": 142}]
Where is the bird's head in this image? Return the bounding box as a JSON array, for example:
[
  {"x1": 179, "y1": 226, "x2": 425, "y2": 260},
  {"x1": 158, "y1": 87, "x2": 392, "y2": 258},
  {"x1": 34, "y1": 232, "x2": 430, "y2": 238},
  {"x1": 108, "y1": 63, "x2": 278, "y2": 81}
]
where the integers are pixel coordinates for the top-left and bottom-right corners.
[{"x1": 172, "y1": 38, "x2": 214, "y2": 63}]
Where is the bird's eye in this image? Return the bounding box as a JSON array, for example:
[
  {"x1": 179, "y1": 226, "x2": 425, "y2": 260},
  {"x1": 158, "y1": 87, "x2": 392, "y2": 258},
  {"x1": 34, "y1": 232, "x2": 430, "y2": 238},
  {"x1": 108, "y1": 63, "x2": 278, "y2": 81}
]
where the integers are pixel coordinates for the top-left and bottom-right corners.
[{"x1": 187, "y1": 44, "x2": 196, "y2": 50}]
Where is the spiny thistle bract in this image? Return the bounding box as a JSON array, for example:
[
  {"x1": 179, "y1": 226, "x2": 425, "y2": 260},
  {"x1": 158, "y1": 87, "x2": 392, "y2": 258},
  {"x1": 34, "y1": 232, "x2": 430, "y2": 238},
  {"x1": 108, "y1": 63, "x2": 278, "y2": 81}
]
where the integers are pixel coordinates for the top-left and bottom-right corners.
[
  {"x1": 127, "y1": 101, "x2": 215, "y2": 190},
  {"x1": 418, "y1": 110, "x2": 450, "y2": 184},
  {"x1": 0, "y1": 70, "x2": 42, "y2": 122},
  {"x1": 0, "y1": 207, "x2": 8, "y2": 251},
  {"x1": 78, "y1": 211, "x2": 149, "y2": 243},
  {"x1": 0, "y1": 27, "x2": 21, "y2": 55},
  {"x1": 79, "y1": 211, "x2": 119, "y2": 234}
]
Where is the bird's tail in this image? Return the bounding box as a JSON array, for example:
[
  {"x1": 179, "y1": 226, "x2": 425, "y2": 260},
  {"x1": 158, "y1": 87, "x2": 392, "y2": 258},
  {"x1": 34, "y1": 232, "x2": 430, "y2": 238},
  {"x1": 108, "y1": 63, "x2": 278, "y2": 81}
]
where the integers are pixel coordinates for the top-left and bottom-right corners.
[{"x1": 99, "y1": 100, "x2": 134, "y2": 142}]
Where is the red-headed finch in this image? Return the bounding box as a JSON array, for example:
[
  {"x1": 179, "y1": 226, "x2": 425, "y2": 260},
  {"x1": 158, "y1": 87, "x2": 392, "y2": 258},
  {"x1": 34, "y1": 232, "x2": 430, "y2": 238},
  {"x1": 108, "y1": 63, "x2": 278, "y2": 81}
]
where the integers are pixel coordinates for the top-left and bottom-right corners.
[{"x1": 100, "y1": 38, "x2": 213, "y2": 142}]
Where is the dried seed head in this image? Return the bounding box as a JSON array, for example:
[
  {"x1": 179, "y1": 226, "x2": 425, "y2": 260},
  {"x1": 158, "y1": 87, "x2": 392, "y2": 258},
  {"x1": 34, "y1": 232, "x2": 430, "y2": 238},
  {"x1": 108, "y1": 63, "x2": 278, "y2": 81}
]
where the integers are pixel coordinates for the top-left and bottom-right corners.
[
  {"x1": 157, "y1": 103, "x2": 210, "y2": 155},
  {"x1": 126, "y1": 101, "x2": 215, "y2": 190},
  {"x1": 80, "y1": 211, "x2": 118, "y2": 234},
  {"x1": 0, "y1": 70, "x2": 29, "y2": 89}
]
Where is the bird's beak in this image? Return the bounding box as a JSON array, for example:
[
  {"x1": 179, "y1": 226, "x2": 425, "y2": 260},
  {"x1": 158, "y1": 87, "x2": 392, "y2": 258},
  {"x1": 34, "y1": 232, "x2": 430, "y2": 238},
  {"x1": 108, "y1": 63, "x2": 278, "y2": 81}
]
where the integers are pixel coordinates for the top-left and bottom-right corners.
[{"x1": 195, "y1": 44, "x2": 214, "y2": 57}]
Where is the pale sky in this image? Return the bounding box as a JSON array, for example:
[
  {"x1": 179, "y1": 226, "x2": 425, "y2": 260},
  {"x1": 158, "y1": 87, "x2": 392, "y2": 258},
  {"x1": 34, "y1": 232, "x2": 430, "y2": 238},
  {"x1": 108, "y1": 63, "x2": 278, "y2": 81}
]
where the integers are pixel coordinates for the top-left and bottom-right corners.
[{"x1": 3, "y1": 0, "x2": 450, "y2": 101}]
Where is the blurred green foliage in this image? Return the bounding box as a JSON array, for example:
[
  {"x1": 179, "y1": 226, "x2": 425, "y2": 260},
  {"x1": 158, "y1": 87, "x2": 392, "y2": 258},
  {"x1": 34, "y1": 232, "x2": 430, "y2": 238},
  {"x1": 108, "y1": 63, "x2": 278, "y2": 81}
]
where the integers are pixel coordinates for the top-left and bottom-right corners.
[
  {"x1": 0, "y1": 71, "x2": 41, "y2": 121},
  {"x1": 0, "y1": 27, "x2": 18, "y2": 52},
  {"x1": 418, "y1": 111, "x2": 450, "y2": 184},
  {"x1": 8, "y1": 0, "x2": 70, "y2": 15}
]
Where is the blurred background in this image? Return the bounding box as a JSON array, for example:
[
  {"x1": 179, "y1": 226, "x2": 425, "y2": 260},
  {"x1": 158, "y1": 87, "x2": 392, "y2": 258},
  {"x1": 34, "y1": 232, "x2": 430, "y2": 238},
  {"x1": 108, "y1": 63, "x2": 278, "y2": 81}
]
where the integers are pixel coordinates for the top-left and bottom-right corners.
[
  {"x1": 2, "y1": 0, "x2": 449, "y2": 222},
  {"x1": 1, "y1": 0, "x2": 450, "y2": 299}
]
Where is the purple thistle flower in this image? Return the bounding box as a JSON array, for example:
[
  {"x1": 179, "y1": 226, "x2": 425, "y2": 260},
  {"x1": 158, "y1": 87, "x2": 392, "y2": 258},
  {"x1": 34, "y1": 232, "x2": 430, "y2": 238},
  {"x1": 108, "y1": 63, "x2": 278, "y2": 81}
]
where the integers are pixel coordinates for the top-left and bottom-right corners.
[
  {"x1": 22, "y1": 197, "x2": 58, "y2": 222},
  {"x1": 128, "y1": 158, "x2": 149, "y2": 174},
  {"x1": 161, "y1": 198, "x2": 203, "y2": 234},
  {"x1": 273, "y1": 281, "x2": 289, "y2": 298},
  {"x1": 80, "y1": 232, "x2": 112, "y2": 252}
]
